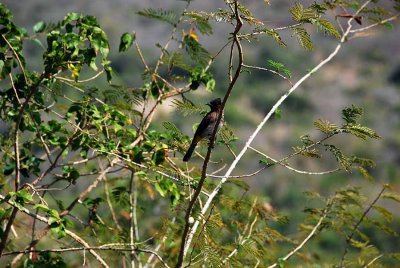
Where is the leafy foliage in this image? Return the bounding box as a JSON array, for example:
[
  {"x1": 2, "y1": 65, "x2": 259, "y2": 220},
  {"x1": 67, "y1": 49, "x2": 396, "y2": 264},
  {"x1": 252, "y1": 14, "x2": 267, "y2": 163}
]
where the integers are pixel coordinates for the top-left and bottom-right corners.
[
  {"x1": 267, "y1": 59, "x2": 292, "y2": 78},
  {"x1": 137, "y1": 8, "x2": 177, "y2": 26},
  {"x1": 0, "y1": 1, "x2": 399, "y2": 267}
]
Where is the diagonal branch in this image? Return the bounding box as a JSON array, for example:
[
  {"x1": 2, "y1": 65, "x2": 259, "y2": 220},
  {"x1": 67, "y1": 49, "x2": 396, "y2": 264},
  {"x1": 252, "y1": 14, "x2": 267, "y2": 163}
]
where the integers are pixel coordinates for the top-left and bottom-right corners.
[
  {"x1": 175, "y1": 1, "x2": 244, "y2": 266},
  {"x1": 267, "y1": 205, "x2": 330, "y2": 268},
  {"x1": 181, "y1": 1, "x2": 373, "y2": 265},
  {"x1": 339, "y1": 185, "x2": 387, "y2": 267},
  {"x1": 0, "y1": 194, "x2": 109, "y2": 267}
]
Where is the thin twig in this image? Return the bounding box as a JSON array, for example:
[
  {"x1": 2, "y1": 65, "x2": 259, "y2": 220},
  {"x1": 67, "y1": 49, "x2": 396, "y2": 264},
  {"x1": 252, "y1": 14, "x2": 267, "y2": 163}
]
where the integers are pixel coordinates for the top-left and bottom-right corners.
[
  {"x1": 176, "y1": 2, "x2": 244, "y2": 266},
  {"x1": 1, "y1": 34, "x2": 28, "y2": 83},
  {"x1": 267, "y1": 205, "x2": 330, "y2": 268},
  {"x1": 129, "y1": 171, "x2": 142, "y2": 267},
  {"x1": 4, "y1": 247, "x2": 170, "y2": 268},
  {"x1": 242, "y1": 64, "x2": 293, "y2": 86},
  {"x1": 182, "y1": 1, "x2": 372, "y2": 264},
  {"x1": 249, "y1": 146, "x2": 341, "y2": 175},
  {"x1": 100, "y1": 159, "x2": 123, "y2": 232},
  {"x1": 349, "y1": 13, "x2": 399, "y2": 33},
  {"x1": 339, "y1": 185, "x2": 387, "y2": 267},
  {"x1": 55, "y1": 69, "x2": 104, "y2": 83},
  {"x1": 0, "y1": 194, "x2": 110, "y2": 267},
  {"x1": 363, "y1": 254, "x2": 384, "y2": 267}
]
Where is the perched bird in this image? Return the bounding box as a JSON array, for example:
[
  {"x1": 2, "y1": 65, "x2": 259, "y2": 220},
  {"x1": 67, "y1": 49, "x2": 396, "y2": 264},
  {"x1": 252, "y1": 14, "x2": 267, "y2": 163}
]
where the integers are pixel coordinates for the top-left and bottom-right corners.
[{"x1": 183, "y1": 98, "x2": 224, "y2": 162}]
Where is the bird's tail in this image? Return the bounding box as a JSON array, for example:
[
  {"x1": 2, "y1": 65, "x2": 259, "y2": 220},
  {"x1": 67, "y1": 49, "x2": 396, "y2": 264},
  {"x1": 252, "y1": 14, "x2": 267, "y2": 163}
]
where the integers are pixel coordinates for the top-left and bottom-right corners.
[{"x1": 183, "y1": 141, "x2": 197, "y2": 162}]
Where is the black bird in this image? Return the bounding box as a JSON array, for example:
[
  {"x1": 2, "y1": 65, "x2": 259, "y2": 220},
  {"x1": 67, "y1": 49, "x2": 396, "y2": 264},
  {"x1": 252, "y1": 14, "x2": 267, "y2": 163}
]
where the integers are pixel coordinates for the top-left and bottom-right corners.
[{"x1": 183, "y1": 98, "x2": 224, "y2": 162}]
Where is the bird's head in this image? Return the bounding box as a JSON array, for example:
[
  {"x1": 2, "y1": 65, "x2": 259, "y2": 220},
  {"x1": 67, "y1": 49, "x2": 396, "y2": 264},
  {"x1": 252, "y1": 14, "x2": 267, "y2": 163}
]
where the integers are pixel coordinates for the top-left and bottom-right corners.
[{"x1": 207, "y1": 98, "x2": 222, "y2": 110}]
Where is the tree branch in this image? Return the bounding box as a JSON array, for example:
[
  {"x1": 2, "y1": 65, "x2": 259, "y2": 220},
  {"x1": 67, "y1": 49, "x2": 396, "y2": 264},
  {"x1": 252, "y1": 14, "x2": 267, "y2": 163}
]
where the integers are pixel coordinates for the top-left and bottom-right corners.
[{"x1": 180, "y1": 2, "x2": 373, "y2": 264}]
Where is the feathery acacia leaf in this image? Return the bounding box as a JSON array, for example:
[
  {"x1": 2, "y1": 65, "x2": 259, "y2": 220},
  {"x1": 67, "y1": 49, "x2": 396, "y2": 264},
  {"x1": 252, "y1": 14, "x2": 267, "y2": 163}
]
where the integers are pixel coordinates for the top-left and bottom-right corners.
[
  {"x1": 267, "y1": 59, "x2": 292, "y2": 78},
  {"x1": 137, "y1": 8, "x2": 177, "y2": 26},
  {"x1": 293, "y1": 146, "x2": 321, "y2": 158},
  {"x1": 172, "y1": 98, "x2": 204, "y2": 116},
  {"x1": 184, "y1": 12, "x2": 213, "y2": 35},
  {"x1": 312, "y1": 18, "x2": 340, "y2": 38},
  {"x1": 343, "y1": 124, "x2": 380, "y2": 140},
  {"x1": 264, "y1": 29, "x2": 287, "y2": 47},
  {"x1": 342, "y1": 105, "x2": 363, "y2": 124},
  {"x1": 325, "y1": 144, "x2": 352, "y2": 171},
  {"x1": 314, "y1": 119, "x2": 338, "y2": 134},
  {"x1": 292, "y1": 26, "x2": 313, "y2": 50}
]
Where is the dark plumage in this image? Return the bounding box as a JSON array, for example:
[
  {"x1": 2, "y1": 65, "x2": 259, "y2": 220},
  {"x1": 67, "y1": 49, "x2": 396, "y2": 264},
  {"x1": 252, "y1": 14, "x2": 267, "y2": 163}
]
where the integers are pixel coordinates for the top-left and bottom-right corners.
[{"x1": 183, "y1": 98, "x2": 224, "y2": 162}]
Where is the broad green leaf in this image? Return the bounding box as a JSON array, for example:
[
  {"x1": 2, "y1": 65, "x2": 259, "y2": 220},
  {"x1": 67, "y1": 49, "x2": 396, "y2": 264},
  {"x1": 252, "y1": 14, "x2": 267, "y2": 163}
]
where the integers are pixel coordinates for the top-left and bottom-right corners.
[
  {"x1": 119, "y1": 32, "x2": 135, "y2": 52},
  {"x1": 33, "y1": 21, "x2": 46, "y2": 33}
]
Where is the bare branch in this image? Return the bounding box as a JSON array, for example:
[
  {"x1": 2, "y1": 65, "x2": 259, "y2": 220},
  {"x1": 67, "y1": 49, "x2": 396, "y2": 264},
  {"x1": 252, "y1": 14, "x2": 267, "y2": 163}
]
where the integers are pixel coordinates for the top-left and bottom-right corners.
[
  {"x1": 0, "y1": 194, "x2": 109, "y2": 267},
  {"x1": 267, "y1": 206, "x2": 330, "y2": 268},
  {"x1": 349, "y1": 13, "x2": 399, "y2": 33},
  {"x1": 182, "y1": 1, "x2": 373, "y2": 264},
  {"x1": 249, "y1": 146, "x2": 341, "y2": 175},
  {"x1": 242, "y1": 64, "x2": 293, "y2": 86}
]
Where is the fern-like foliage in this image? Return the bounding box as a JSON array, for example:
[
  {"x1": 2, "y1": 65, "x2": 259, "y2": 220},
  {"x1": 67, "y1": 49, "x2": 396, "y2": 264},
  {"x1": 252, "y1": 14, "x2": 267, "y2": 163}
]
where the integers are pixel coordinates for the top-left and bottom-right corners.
[
  {"x1": 260, "y1": 29, "x2": 287, "y2": 47},
  {"x1": 102, "y1": 84, "x2": 144, "y2": 118},
  {"x1": 172, "y1": 98, "x2": 204, "y2": 116},
  {"x1": 267, "y1": 59, "x2": 292, "y2": 78},
  {"x1": 184, "y1": 11, "x2": 213, "y2": 35},
  {"x1": 325, "y1": 144, "x2": 352, "y2": 171},
  {"x1": 162, "y1": 121, "x2": 186, "y2": 142},
  {"x1": 342, "y1": 105, "x2": 363, "y2": 124},
  {"x1": 312, "y1": 18, "x2": 340, "y2": 38},
  {"x1": 237, "y1": 3, "x2": 263, "y2": 25},
  {"x1": 219, "y1": 124, "x2": 238, "y2": 145},
  {"x1": 161, "y1": 51, "x2": 191, "y2": 72},
  {"x1": 342, "y1": 124, "x2": 380, "y2": 140},
  {"x1": 293, "y1": 146, "x2": 321, "y2": 158},
  {"x1": 313, "y1": 119, "x2": 338, "y2": 134},
  {"x1": 137, "y1": 8, "x2": 177, "y2": 26},
  {"x1": 182, "y1": 34, "x2": 210, "y2": 67},
  {"x1": 290, "y1": 2, "x2": 340, "y2": 40},
  {"x1": 291, "y1": 26, "x2": 313, "y2": 50}
]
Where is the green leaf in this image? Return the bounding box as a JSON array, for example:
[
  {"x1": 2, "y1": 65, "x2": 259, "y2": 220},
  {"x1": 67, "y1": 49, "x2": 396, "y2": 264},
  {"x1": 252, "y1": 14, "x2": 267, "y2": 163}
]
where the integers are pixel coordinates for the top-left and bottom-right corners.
[
  {"x1": 267, "y1": 59, "x2": 292, "y2": 78},
  {"x1": 152, "y1": 148, "x2": 166, "y2": 165},
  {"x1": 155, "y1": 182, "x2": 166, "y2": 197},
  {"x1": 32, "y1": 38, "x2": 45, "y2": 49},
  {"x1": 263, "y1": 29, "x2": 287, "y2": 47},
  {"x1": 278, "y1": 257, "x2": 285, "y2": 268},
  {"x1": 342, "y1": 124, "x2": 380, "y2": 140},
  {"x1": 356, "y1": 166, "x2": 374, "y2": 182},
  {"x1": 290, "y1": 2, "x2": 304, "y2": 22},
  {"x1": 206, "y1": 79, "x2": 215, "y2": 92},
  {"x1": 182, "y1": 35, "x2": 210, "y2": 67},
  {"x1": 312, "y1": 18, "x2": 340, "y2": 38},
  {"x1": 17, "y1": 189, "x2": 33, "y2": 202},
  {"x1": 33, "y1": 21, "x2": 46, "y2": 33},
  {"x1": 184, "y1": 12, "x2": 213, "y2": 35},
  {"x1": 64, "y1": 12, "x2": 81, "y2": 23},
  {"x1": 274, "y1": 107, "x2": 283, "y2": 119},
  {"x1": 342, "y1": 105, "x2": 363, "y2": 124},
  {"x1": 373, "y1": 205, "x2": 393, "y2": 222},
  {"x1": 325, "y1": 144, "x2": 351, "y2": 171},
  {"x1": 292, "y1": 26, "x2": 313, "y2": 50},
  {"x1": 293, "y1": 146, "x2": 321, "y2": 158},
  {"x1": 137, "y1": 8, "x2": 177, "y2": 26},
  {"x1": 313, "y1": 119, "x2": 338, "y2": 134},
  {"x1": 34, "y1": 204, "x2": 51, "y2": 213},
  {"x1": 172, "y1": 99, "x2": 203, "y2": 116},
  {"x1": 119, "y1": 32, "x2": 135, "y2": 52},
  {"x1": 382, "y1": 192, "x2": 400, "y2": 203},
  {"x1": 0, "y1": 60, "x2": 4, "y2": 76}
]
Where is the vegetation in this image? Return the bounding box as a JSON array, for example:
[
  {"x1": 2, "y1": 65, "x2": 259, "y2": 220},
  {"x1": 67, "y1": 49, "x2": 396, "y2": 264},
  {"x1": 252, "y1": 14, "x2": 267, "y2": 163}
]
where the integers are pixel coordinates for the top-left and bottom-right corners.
[{"x1": 0, "y1": 0, "x2": 399, "y2": 267}]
